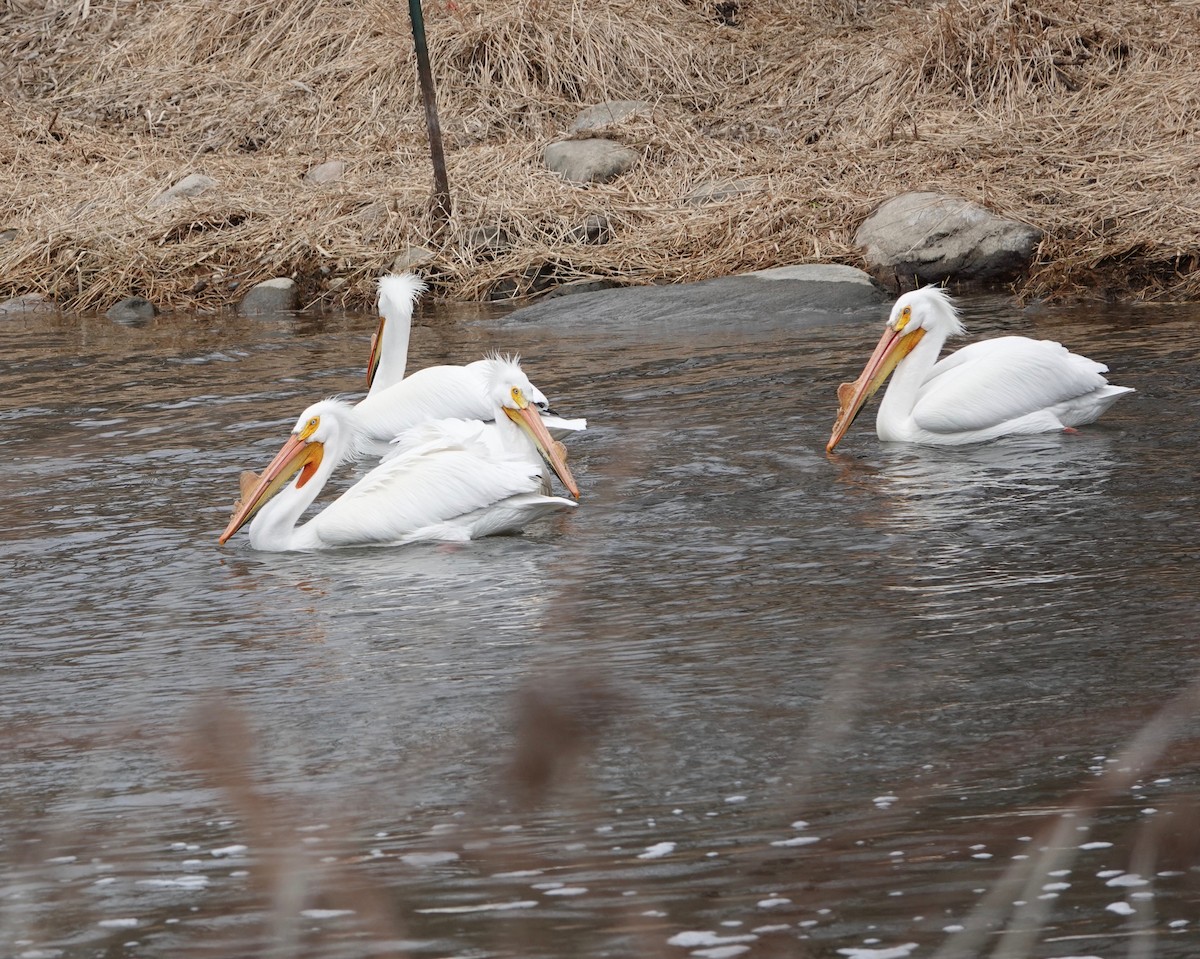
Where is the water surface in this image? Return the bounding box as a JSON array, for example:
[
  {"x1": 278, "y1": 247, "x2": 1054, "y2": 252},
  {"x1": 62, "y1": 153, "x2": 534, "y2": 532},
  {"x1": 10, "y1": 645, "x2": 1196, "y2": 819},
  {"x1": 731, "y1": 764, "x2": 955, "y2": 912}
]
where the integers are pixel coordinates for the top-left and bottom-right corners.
[{"x1": 2, "y1": 291, "x2": 1198, "y2": 959}]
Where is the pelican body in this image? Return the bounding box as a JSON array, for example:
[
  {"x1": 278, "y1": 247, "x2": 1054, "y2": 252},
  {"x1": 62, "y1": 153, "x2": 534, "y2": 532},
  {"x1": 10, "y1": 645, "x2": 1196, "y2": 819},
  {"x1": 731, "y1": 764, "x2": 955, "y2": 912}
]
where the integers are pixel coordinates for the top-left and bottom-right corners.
[
  {"x1": 361, "y1": 274, "x2": 585, "y2": 456},
  {"x1": 220, "y1": 359, "x2": 579, "y2": 552},
  {"x1": 827, "y1": 287, "x2": 1133, "y2": 451}
]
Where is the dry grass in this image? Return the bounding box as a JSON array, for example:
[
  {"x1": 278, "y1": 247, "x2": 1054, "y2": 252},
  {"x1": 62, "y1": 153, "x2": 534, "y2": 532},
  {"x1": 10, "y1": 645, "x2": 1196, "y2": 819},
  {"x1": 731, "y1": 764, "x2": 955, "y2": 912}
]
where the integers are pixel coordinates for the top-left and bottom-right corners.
[{"x1": 2, "y1": 0, "x2": 1200, "y2": 311}]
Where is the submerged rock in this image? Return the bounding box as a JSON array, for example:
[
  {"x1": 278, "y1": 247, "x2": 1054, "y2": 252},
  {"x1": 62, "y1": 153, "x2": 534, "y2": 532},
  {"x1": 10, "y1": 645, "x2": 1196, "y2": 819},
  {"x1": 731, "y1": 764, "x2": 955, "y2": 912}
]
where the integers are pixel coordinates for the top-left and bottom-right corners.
[
  {"x1": 544, "y1": 139, "x2": 639, "y2": 184},
  {"x1": 106, "y1": 296, "x2": 158, "y2": 326},
  {"x1": 856, "y1": 191, "x2": 1042, "y2": 289},
  {"x1": 238, "y1": 277, "x2": 297, "y2": 315},
  {"x1": 0, "y1": 293, "x2": 56, "y2": 315}
]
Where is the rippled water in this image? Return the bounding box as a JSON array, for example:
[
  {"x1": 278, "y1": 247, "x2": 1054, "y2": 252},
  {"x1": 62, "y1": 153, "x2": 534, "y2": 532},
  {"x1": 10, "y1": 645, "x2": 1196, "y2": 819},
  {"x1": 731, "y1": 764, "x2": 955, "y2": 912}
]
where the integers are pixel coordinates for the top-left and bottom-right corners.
[{"x1": 2, "y1": 291, "x2": 1199, "y2": 959}]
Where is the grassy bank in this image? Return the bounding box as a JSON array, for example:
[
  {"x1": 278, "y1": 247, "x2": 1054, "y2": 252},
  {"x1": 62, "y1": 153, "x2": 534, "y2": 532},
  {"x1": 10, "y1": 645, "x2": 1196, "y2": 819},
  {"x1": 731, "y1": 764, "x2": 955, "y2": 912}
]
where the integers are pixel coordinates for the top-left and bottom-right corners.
[{"x1": 2, "y1": 0, "x2": 1199, "y2": 311}]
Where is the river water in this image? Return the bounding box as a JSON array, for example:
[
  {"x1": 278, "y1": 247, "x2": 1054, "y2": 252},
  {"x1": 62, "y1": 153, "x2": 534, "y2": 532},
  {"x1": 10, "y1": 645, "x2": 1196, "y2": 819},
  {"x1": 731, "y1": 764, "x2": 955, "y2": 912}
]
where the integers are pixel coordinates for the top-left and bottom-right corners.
[{"x1": 1, "y1": 288, "x2": 1198, "y2": 959}]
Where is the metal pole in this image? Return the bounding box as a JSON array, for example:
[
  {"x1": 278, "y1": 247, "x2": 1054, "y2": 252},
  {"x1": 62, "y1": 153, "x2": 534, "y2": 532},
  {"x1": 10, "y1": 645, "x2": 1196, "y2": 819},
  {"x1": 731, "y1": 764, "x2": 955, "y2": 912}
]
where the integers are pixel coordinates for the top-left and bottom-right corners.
[{"x1": 408, "y1": 0, "x2": 451, "y2": 225}]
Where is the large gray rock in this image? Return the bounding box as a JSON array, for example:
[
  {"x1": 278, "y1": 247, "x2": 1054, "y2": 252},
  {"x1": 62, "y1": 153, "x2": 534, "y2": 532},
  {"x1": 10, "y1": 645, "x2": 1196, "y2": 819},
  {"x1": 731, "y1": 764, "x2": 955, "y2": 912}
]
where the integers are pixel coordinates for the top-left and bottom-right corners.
[
  {"x1": 570, "y1": 100, "x2": 654, "y2": 133},
  {"x1": 504, "y1": 264, "x2": 886, "y2": 334},
  {"x1": 149, "y1": 173, "x2": 217, "y2": 208},
  {"x1": 238, "y1": 277, "x2": 298, "y2": 315},
  {"x1": 855, "y1": 191, "x2": 1041, "y2": 288},
  {"x1": 544, "y1": 139, "x2": 639, "y2": 185}
]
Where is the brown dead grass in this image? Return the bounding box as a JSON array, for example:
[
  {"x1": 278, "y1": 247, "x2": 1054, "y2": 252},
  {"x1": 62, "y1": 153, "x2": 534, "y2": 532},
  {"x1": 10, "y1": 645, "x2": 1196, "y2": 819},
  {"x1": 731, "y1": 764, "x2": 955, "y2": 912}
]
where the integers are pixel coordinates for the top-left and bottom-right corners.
[{"x1": 2, "y1": 0, "x2": 1200, "y2": 311}]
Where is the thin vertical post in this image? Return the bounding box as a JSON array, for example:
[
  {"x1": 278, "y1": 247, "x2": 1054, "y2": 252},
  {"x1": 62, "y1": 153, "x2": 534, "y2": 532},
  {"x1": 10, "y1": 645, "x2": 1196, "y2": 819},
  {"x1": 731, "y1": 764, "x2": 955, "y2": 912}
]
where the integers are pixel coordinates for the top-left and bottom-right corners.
[{"x1": 408, "y1": 0, "x2": 451, "y2": 225}]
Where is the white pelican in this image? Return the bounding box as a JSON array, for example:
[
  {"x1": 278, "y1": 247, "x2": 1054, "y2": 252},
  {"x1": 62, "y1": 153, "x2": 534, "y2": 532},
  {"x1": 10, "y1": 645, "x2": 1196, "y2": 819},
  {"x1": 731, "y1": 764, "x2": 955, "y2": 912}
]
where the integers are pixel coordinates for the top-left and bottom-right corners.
[
  {"x1": 220, "y1": 359, "x2": 580, "y2": 551},
  {"x1": 826, "y1": 286, "x2": 1134, "y2": 451},
  {"x1": 360, "y1": 275, "x2": 585, "y2": 457},
  {"x1": 367, "y1": 272, "x2": 426, "y2": 394}
]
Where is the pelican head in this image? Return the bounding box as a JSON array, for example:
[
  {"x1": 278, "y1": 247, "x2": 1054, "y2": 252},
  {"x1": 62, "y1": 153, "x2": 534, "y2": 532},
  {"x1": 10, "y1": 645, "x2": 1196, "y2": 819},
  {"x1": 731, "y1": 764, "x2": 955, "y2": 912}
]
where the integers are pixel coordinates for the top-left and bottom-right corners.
[
  {"x1": 826, "y1": 286, "x2": 966, "y2": 452},
  {"x1": 488, "y1": 357, "x2": 581, "y2": 500},
  {"x1": 368, "y1": 273, "x2": 427, "y2": 390},
  {"x1": 219, "y1": 400, "x2": 359, "y2": 544}
]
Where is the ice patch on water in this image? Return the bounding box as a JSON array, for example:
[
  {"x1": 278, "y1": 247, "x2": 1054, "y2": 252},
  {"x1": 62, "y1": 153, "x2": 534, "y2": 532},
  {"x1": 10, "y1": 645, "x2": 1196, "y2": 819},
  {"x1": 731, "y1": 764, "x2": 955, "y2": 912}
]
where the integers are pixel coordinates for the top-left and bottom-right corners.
[
  {"x1": 1105, "y1": 873, "x2": 1149, "y2": 888},
  {"x1": 137, "y1": 876, "x2": 209, "y2": 890},
  {"x1": 417, "y1": 900, "x2": 538, "y2": 914},
  {"x1": 753, "y1": 924, "x2": 791, "y2": 933},
  {"x1": 97, "y1": 918, "x2": 138, "y2": 929},
  {"x1": 492, "y1": 869, "x2": 543, "y2": 878},
  {"x1": 791, "y1": 820, "x2": 809, "y2": 829},
  {"x1": 301, "y1": 909, "x2": 355, "y2": 919},
  {"x1": 400, "y1": 851, "x2": 459, "y2": 867},
  {"x1": 1042, "y1": 882, "x2": 1070, "y2": 891},
  {"x1": 725, "y1": 795, "x2": 747, "y2": 804},
  {"x1": 692, "y1": 947, "x2": 750, "y2": 959},
  {"x1": 667, "y1": 931, "x2": 758, "y2": 947},
  {"x1": 836, "y1": 943, "x2": 918, "y2": 959},
  {"x1": 1079, "y1": 841, "x2": 1112, "y2": 850},
  {"x1": 210, "y1": 844, "x2": 247, "y2": 858},
  {"x1": 544, "y1": 887, "x2": 588, "y2": 896},
  {"x1": 756, "y1": 897, "x2": 791, "y2": 908},
  {"x1": 1169, "y1": 919, "x2": 1190, "y2": 927},
  {"x1": 770, "y1": 836, "x2": 821, "y2": 848},
  {"x1": 639, "y1": 842, "x2": 676, "y2": 859},
  {"x1": 873, "y1": 796, "x2": 898, "y2": 809},
  {"x1": 942, "y1": 924, "x2": 964, "y2": 933}
]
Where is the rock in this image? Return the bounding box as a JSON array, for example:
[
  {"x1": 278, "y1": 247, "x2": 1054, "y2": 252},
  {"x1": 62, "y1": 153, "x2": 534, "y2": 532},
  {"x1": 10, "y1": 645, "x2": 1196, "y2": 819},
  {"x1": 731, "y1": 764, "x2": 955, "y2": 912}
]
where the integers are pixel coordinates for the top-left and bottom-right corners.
[
  {"x1": 686, "y1": 178, "x2": 763, "y2": 205},
  {"x1": 544, "y1": 139, "x2": 639, "y2": 185},
  {"x1": 570, "y1": 100, "x2": 654, "y2": 133},
  {"x1": 464, "y1": 225, "x2": 510, "y2": 257},
  {"x1": 0, "y1": 228, "x2": 16, "y2": 244},
  {"x1": 503, "y1": 264, "x2": 887, "y2": 332},
  {"x1": 391, "y1": 246, "x2": 435, "y2": 273},
  {"x1": 149, "y1": 173, "x2": 218, "y2": 208},
  {"x1": 106, "y1": 296, "x2": 158, "y2": 326},
  {"x1": 237, "y1": 277, "x2": 297, "y2": 315},
  {"x1": 0, "y1": 293, "x2": 56, "y2": 315},
  {"x1": 568, "y1": 214, "x2": 611, "y2": 245},
  {"x1": 543, "y1": 278, "x2": 622, "y2": 298},
  {"x1": 304, "y1": 159, "x2": 346, "y2": 184},
  {"x1": 856, "y1": 191, "x2": 1042, "y2": 288}
]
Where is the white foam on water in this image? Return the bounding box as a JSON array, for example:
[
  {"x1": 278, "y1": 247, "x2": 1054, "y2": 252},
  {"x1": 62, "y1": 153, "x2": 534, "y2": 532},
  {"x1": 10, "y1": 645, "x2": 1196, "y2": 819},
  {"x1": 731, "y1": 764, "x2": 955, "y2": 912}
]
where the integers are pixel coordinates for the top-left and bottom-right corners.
[
  {"x1": 300, "y1": 909, "x2": 355, "y2": 919},
  {"x1": 544, "y1": 887, "x2": 588, "y2": 896},
  {"x1": 725, "y1": 795, "x2": 747, "y2": 804},
  {"x1": 1168, "y1": 919, "x2": 1190, "y2": 927},
  {"x1": 1097, "y1": 869, "x2": 1123, "y2": 878},
  {"x1": 1042, "y1": 882, "x2": 1070, "y2": 891},
  {"x1": 756, "y1": 897, "x2": 791, "y2": 908},
  {"x1": 753, "y1": 924, "x2": 791, "y2": 933},
  {"x1": 790, "y1": 820, "x2": 809, "y2": 829},
  {"x1": 97, "y1": 918, "x2": 138, "y2": 929},
  {"x1": 770, "y1": 836, "x2": 821, "y2": 848},
  {"x1": 1079, "y1": 841, "x2": 1112, "y2": 850},
  {"x1": 872, "y1": 796, "x2": 898, "y2": 808},
  {"x1": 492, "y1": 869, "x2": 543, "y2": 878},
  {"x1": 210, "y1": 844, "x2": 247, "y2": 858},
  {"x1": 638, "y1": 842, "x2": 676, "y2": 859},
  {"x1": 942, "y1": 924, "x2": 964, "y2": 933}
]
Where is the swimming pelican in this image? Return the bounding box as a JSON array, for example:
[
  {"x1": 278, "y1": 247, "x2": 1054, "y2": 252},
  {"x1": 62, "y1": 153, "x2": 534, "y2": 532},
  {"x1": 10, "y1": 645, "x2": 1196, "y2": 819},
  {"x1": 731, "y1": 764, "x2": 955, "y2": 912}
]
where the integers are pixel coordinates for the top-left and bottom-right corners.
[
  {"x1": 360, "y1": 275, "x2": 585, "y2": 456},
  {"x1": 826, "y1": 286, "x2": 1134, "y2": 451},
  {"x1": 220, "y1": 359, "x2": 580, "y2": 551},
  {"x1": 367, "y1": 273, "x2": 426, "y2": 395}
]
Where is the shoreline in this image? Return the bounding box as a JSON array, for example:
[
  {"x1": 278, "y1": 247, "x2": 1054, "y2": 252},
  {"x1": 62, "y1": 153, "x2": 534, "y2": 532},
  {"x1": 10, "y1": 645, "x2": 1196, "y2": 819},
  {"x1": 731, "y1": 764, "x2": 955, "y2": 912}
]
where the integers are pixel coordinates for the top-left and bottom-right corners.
[{"x1": 3, "y1": 0, "x2": 1199, "y2": 312}]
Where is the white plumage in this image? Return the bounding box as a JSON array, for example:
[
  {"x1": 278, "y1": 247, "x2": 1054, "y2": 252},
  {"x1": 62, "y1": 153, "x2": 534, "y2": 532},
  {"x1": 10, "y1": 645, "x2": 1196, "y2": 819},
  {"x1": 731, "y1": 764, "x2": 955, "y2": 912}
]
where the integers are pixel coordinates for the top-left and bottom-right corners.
[
  {"x1": 220, "y1": 359, "x2": 579, "y2": 552},
  {"x1": 827, "y1": 286, "x2": 1134, "y2": 450}
]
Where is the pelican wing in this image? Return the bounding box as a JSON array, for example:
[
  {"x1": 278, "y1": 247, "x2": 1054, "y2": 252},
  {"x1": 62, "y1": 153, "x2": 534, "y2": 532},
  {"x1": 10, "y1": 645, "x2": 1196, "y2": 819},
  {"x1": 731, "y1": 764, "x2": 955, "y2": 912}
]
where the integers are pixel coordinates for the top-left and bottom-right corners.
[
  {"x1": 308, "y1": 439, "x2": 544, "y2": 547},
  {"x1": 912, "y1": 337, "x2": 1113, "y2": 435}
]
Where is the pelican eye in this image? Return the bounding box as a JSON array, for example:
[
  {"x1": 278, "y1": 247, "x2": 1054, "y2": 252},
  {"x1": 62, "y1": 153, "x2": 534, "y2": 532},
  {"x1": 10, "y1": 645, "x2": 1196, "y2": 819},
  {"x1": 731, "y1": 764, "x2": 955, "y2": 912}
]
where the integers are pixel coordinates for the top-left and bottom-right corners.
[
  {"x1": 510, "y1": 386, "x2": 525, "y2": 405},
  {"x1": 894, "y1": 304, "x2": 913, "y2": 331},
  {"x1": 299, "y1": 415, "x2": 320, "y2": 438}
]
